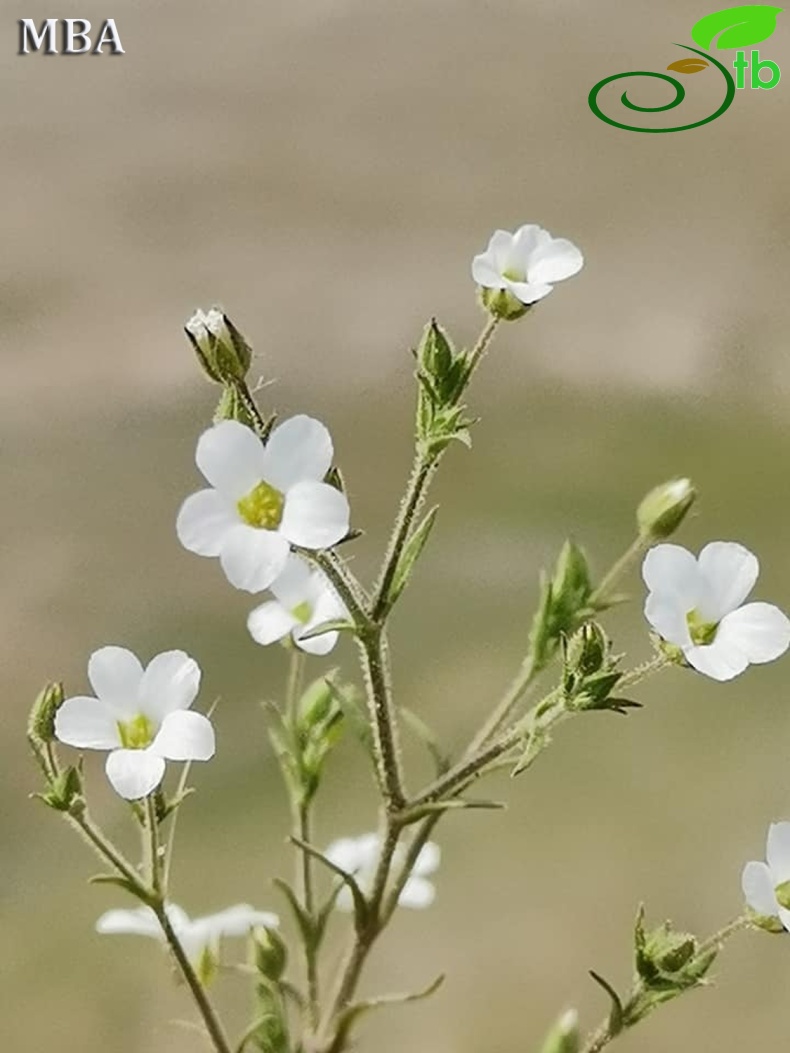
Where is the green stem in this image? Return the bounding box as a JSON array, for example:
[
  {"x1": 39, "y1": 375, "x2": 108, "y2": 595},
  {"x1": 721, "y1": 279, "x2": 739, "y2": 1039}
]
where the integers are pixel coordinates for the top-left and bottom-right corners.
[
  {"x1": 233, "y1": 380, "x2": 270, "y2": 438},
  {"x1": 156, "y1": 904, "x2": 234, "y2": 1053},
  {"x1": 357, "y1": 630, "x2": 407, "y2": 811},
  {"x1": 465, "y1": 653, "x2": 537, "y2": 755},
  {"x1": 590, "y1": 536, "x2": 647, "y2": 607},
  {"x1": 619, "y1": 653, "x2": 670, "y2": 689},
  {"x1": 146, "y1": 794, "x2": 162, "y2": 897},
  {"x1": 462, "y1": 314, "x2": 500, "y2": 379},
  {"x1": 68, "y1": 809, "x2": 148, "y2": 894}
]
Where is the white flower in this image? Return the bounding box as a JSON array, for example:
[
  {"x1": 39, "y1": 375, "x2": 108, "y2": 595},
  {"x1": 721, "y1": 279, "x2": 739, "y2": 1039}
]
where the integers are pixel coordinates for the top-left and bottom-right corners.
[
  {"x1": 177, "y1": 418, "x2": 350, "y2": 593},
  {"x1": 54, "y1": 646, "x2": 215, "y2": 799},
  {"x1": 97, "y1": 902, "x2": 279, "y2": 980},
  {"x1": 471, "y1": 224, "x2": 583, "y2": 306},
  {"x1": 247, "y1": 554, "x2": 348, "y2": 656},
  {"x1": 642, "y1": 542, "x2": 790, "y2": 681},
  {"x1": 742, "y1": 822, "x2": 790, "y2": 930},
  {"x1": 325, "y1": 833, "x2": 440, "y2": 910}
]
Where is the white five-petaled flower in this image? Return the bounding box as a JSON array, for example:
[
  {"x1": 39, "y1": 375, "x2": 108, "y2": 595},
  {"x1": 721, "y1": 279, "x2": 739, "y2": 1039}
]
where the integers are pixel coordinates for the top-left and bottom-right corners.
[
  {"x1": 326, "y1": 833, "x2": 440, "y2": 910},
  {"x1": 177, "y1": 418, "x2": 350, "y2": 593},
  {"x1": 247, "y1": 554, "x2": 348, "y2": 656},
  {"x1": 742, "y1": 822, "x2": 790, "y2": 931},
  {"x1": 472, "y1": 224, "x2": 584, "y2": 306},
  {"x1": 642, "y1": 542, "x2": 790, "y2": 681},
  {"x1": 54, "y1": 646, "x2": 215, "y2": 800},
  {"x1": 97, "y1": 903, "x2": 279, "y2": 980}
]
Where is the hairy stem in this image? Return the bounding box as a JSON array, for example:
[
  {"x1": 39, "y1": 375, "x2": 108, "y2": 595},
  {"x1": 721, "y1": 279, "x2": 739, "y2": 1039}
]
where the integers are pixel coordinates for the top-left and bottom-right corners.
[
  {"x1": 465, "y1": 653, "x2": 537, "y2": 755},
  {"x1": 156, "y1": 904, "x2": 234, "y2": 1053},
  {"x1": 357, "y1": 631, "x2": 407, "y2": 811}
]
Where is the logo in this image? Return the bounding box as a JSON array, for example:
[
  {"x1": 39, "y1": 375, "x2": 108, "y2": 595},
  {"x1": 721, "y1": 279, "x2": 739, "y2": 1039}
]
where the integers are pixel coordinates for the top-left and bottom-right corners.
[{"x1": 589, "y1": 4, "x2": 782, "y2": 132}]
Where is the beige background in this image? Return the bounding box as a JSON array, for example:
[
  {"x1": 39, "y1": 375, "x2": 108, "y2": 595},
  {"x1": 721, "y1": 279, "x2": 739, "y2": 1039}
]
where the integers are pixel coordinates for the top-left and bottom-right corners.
[{"x1": 4, "y1": 1, "x2": 790, "y2": 1050}]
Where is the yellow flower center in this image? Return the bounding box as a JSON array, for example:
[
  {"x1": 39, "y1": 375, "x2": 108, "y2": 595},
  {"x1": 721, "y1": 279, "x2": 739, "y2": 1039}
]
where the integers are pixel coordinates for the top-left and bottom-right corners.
[
  {"x1": 686, "y1": 609, "x2": 718, "y2": 646},
  {"x1": 502, "y1": 267, "x2": 524, "y2": 282},
  {"x1": 117, "y1": 713, "x2": 155, "y2": 750},
  {"x1": 237, "y1": 481, "x2": 284, "y2": 529},
  {"x1": 292, "y1": 601, "x2": 311, "y2": 625}
]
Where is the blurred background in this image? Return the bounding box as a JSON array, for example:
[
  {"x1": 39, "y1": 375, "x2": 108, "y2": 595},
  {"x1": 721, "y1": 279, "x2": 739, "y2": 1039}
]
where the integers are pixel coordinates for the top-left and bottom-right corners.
[{"x1": 4, "y1": 0, "x2": 790, "y2": 1049}]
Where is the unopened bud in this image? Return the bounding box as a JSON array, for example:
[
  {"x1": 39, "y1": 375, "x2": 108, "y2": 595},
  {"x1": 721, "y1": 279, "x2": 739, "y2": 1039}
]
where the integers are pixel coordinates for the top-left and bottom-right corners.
[
  {"x1": 28, "y1": 682, "x2": 64, "y2": 746},
  {"x1": 637, "y1": 478, "x2": 696, "y2": 541},
  {"x1": 186, "y1": 307, "x2": 252, "y2": 383},
  {"x1": 253, "y1": 925, "x2": 288, "y2": 981},
  {"x1": 298, "y1": 676, "x2": 336, "y2": 728},
  {"x1": 539, "y1": 1008, "x2": 579, "y2": 1053}
]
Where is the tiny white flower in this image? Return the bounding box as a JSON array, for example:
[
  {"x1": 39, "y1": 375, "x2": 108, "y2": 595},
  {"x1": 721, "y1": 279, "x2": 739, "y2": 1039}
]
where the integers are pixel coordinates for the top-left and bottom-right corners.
[
  {"x1": 177, "y1": 418, "x2": 350, "y2": 593},
  {"x1": 325, "y1": 833, "x2": 440, "y2": 910},
  {"x1": 472, "y1": 224, "x2": 583, "y2": 306},
  {"x1": 247, "y1": 554, "x2": 348, "y2": 656},
  {"x1": 642, "y1": 541, "x2": 790, "y2": 681},
  {"x1": 54, "y1": 646, "x2": 215, "y2": 799},
  {"x1": 742, "y1": 822, "x2": 790, "y2": 930},
  {"x1": 97, "y1": 902, "x2": 279, "y2": 980}
]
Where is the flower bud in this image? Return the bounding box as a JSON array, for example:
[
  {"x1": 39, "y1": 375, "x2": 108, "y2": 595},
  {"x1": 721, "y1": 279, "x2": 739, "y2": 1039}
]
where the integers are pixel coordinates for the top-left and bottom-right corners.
[
  {"x1": 185, "y1": 308, "x2": 252, "y2": 383},
  {"x1": 28, "y1": 681, "x2": 64, "y2": 746},
  {"x1": 745, "y1": 906, "x2": 786, "y2": 934},
  {"x1": 637, "y1": 478, "x2": 696, "y2": 541},
  {"x1": 478, "y1": 286, "x2": 531, "y2": 321},
  {"x1": 253, "y1": 925, "x2": 288, "y2": 981},
  {"x1": 539, "y1": 1009, "x2": 580, "y2": 1053}
]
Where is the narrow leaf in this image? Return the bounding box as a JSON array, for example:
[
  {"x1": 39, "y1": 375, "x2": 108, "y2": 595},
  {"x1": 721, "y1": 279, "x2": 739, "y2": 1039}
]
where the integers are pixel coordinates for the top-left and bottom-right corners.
[
  {"x1": 389, "y1": 505, "x2": 440, "y2": 606},
  {"x1": 298, "y1": 618, "x2": 357, "y2": 642},
  {"x1": 398, "y1": 798, "x2": 506, "y2": 825},
  {"x1": 589, "y1": 970, "x2": 624, "y2": 1036},
  {"x1": 289, "y1": 836, "x2": 369, "y2": 930},
  {"x1": 401, "y1": 707, "x2": 451, "y2": 774},
  {"x1": 330, "y1": 975, "x2": 445, "y2": 1052}
]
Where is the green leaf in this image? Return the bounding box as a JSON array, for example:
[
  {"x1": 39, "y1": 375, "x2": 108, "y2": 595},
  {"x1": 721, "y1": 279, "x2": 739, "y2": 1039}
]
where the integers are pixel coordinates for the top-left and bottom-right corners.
[
  {"x1": 288, "y1": 836, "x2": 369, "y2": 931},
  {"x1": 691, "y1": 5, "x2": 782, "y2": 50},
  {"x1": 401, "y1": 707, "x2": 451, "y2": 774},
  {"x1": 330, "y1": 975, "x2": 445, "y2": 1052},
  {"x1": 297, "y1": 618, "x2": 357, "y2": 642},
  {"x1": 589, "y1": 971, "x2": 624, "y2": 1036},
  {"x1": 666, "y1": 57, "x2": 709, "y2": 73},
  {"x1": 389, "y1": 505, "x2": 440, "y2": 606}
]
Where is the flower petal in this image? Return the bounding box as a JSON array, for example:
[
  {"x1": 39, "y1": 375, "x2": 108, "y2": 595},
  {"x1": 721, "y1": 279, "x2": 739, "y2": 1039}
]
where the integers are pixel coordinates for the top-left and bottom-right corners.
[
  {"x1": 139, "y1": 651, "x2": 201, "y2": 718},
  {"x1": 176, "y1": 490, "x2": 239, "y2": 557},
  {"x1": 641, "y1": 545, "x2": 700, "y2": 608},
  {"x1": 293, "y1": 585, "x2": 346, "y2": 655},
  {"x1": 88, "y1": 646, "x2": 144, "y2": 716},
  {"x1": 503, "y1": 278, "x2": 553, "y2": 305},
  {"x1": 261, "y1": 416, "x2": 334, "y2": 491},
  {"x1": 486, "y1": 229, "x2": 518, "y2": 272},
  {"x1": 471, "y1": 254, "x2": 504, "y2": 288},
  {"x1": 219, "y1": 524, "x2": 290, "y2": 593},
  {"x1": 413, "y1": 841, "x2": 441, "y2": 877},
  {"x1": 105, "y1": 748, "x2": 165, "y2": 799},
  {"x1": 325, "y1": 834, "x2": 380, "y2": 874},
  {"x1": 511, "y1": 224, "x2": 551, "y2": 263},
  {"x1": 54, "y1": 696, "x2": 120, "y2": 750},
  {"x1": 399, "y1": 876, "x2": 435, "y2": 908},
  {"x1": 644, "y1": 593, "x2": 692, "y2": 648},
  {"x1": 280, "y1": 482, "x2": 350, "y2": 549},
  {"x1": 715, "y1": 603, "x2": 790, "y2": 665},
  {"x1": 741, "y1": 860, "x2": 779, "y2": 917},
  {"x1": 294, "y1": 626, "x2": 339, "y2": 656},
  {"x1": 767, "y1": 822, "x2": 790, "y2": 885},
  {"x1": 96, "y1": 906, "x2": 163, "y2": 939},
  {"x1": 198, "y1": 905, "x2": 280, "y2": 939},
  {"x1": 248, "y1": 600, "x2": 299, "y2": 646},
  {"x1": 527, "y1": 237, "x2": 584, "y2": 285},
  {"x1": 152, "y1": 710, "x2": 215, "y2": 761},
  {"x1": 196, "y1": 421, "x2": 265, "y2": 501},
  {"x1": 269, "y1": 554, "x2": 314, "y2": 609},
  {"x1": 684, "y1": 639, "x2": 748, "y2": 681},
  {"x1": 697, "y1": 542, "x2": 759, "y2": 622}
]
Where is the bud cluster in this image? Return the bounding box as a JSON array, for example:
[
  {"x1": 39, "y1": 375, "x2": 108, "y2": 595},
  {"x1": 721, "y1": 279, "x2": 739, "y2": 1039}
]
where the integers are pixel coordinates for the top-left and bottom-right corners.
[{"x1": 414, "y1": 320, "x2": 477, "y2": 457}]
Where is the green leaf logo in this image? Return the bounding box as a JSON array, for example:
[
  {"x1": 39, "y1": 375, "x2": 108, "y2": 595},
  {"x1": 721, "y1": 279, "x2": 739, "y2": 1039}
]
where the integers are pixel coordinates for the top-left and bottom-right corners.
[{"x1": 691, "y1": 5, "x2": 783, "y2": 49}]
